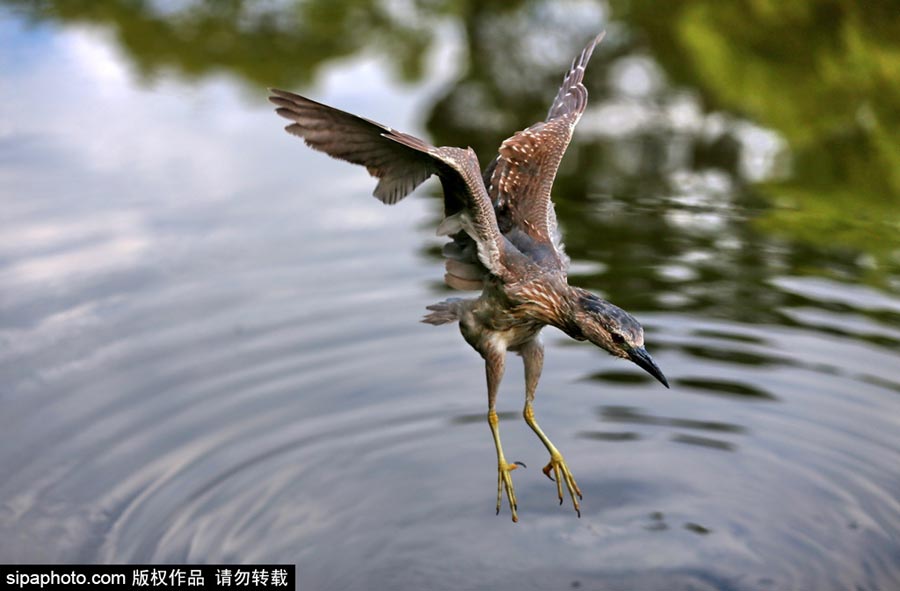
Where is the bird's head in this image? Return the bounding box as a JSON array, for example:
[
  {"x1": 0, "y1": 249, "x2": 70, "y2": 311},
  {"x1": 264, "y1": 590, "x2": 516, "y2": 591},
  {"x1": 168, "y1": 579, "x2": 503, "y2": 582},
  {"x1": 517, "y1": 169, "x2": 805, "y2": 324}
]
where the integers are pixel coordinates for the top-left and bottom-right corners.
[{"x1": 565, "y1": 289, "x2": 669, "y2": 388}]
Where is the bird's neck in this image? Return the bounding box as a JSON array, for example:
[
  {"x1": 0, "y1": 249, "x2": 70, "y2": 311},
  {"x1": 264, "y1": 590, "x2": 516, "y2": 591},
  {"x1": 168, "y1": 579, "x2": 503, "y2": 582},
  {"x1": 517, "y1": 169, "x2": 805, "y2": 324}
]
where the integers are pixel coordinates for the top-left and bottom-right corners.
[
  {"x1": 554, "y1": 285, "x2": 591, "y2": 340},
  {"x1": 512, "y1": 280, "x2": 585, "y2": 337}
]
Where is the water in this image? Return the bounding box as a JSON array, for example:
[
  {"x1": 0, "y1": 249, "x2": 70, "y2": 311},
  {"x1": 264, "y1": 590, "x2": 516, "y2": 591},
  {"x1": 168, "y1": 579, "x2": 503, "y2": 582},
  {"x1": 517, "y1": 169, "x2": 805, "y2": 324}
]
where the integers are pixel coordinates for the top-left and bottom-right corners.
[{"x1": 1, "y1": 2, "x2": 899, "y2": 590}]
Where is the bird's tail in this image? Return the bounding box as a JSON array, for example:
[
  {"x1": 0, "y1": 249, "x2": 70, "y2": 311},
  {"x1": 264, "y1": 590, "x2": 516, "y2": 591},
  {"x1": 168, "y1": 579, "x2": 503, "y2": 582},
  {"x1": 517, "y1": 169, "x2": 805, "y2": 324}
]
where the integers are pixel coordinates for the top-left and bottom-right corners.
[{"x1": 422, "y1": 298, "x2": 469, "y2": 325}]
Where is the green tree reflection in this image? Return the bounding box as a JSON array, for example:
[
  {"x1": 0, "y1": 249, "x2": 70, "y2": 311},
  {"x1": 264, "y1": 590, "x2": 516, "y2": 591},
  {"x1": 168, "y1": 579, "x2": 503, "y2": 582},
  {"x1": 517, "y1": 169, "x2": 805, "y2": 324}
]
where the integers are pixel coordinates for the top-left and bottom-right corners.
[
  {"x1": 615, "y1": 0, "x2": 900, "y2": 284},
  {"x1": 5, "y1": 0, "x2": 433, "y2": 86}
]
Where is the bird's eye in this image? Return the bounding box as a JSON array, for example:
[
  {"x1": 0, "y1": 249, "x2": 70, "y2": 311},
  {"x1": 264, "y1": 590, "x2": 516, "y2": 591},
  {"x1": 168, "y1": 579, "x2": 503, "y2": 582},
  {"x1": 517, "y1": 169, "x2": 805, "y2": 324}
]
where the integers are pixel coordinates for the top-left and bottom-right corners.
[{"x1": 611, "y1": 333, "x2": 626, "y2": 344}]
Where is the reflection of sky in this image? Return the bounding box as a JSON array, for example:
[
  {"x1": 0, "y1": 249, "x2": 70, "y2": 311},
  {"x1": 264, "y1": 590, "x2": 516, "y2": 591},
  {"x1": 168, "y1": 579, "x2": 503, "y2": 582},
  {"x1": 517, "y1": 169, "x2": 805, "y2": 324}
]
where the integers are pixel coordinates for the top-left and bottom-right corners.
[
  {"x1": 0, "y1": 13, "x2": 457, "y2": 380},
  {"x1": 0, "y1": 17, "x2": 456, "y2": 302},
  {"x1": 582, "y1": 52, "x2": 790, "y2": 186},
  {"x1": 0, "y1": 13, "x2": 56, "y2": 70}
]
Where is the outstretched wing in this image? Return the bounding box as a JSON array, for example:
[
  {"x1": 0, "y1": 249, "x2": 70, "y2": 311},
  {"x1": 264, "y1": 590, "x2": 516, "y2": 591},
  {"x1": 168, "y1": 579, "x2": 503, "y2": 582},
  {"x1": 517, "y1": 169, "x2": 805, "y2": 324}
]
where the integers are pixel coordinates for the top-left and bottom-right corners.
[
  {"x1": 269, "y1": 88, "x2": 509, "y2": 279},
  {"x1": 270, "y1": 88, "x2": 434, "y2": 205},
  {"x1": 488, "y1": 32, "x2": 605, "y2": 272}
]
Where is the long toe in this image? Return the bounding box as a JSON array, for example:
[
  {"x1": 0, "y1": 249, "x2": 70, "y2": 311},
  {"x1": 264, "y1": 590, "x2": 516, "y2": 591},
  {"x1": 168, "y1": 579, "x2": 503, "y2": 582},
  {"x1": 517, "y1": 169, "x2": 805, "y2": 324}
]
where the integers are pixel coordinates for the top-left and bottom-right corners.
[
  {"x1": 496, "y1": 461, "x2": 520, "y2": 522},
  {"x1": 545, "y1": 455, "x2": 581, "y2": 517}
]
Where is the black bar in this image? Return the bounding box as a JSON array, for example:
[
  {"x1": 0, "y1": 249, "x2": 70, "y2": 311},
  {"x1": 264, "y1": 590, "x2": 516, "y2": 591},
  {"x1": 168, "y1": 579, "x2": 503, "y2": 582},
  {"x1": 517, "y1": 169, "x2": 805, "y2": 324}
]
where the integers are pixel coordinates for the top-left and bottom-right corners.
[{"x1": 0, "y1": 566, "x2": 294, "y2": 591}]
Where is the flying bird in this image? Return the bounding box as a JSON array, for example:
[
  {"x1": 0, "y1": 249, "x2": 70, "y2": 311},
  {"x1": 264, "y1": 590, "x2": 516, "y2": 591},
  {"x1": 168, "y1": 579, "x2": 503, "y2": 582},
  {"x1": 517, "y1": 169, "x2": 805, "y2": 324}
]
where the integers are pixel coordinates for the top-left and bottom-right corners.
[{"x1": 269, "y1": 32, "x2": 669, "y2": 522}]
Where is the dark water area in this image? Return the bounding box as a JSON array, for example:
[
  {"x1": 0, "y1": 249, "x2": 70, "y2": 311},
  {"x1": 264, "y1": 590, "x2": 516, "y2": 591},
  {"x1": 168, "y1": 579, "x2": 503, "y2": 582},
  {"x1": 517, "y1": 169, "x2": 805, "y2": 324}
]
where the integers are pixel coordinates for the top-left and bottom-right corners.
[{"x1": 1, "y1": 1, "x2": 899, "y2": 590}]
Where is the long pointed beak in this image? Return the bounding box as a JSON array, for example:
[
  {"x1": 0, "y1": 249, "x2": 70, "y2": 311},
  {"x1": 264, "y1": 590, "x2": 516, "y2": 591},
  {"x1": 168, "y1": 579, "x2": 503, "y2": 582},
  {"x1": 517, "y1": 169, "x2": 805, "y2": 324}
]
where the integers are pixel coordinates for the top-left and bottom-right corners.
[{"x1": 628, "y1": 347, "x2": 669, "y2": 388}]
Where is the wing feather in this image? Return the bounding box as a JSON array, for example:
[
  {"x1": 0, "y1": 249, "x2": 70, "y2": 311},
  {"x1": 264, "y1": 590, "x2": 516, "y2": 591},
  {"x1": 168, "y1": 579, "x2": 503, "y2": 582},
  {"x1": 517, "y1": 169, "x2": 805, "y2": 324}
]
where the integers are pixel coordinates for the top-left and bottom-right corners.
[
  {"x1": 270, "y1": 89, "x2": 434, "y2": 205},
  {"x1": 488, "y1": 32, "x2": 605, "y2": 272},
  {"x1": 270, "y1": 88, "x2": 510, "y2": 279},
  {"x1": 385, "y1": 135, "x2": 507, "y2": 277}
]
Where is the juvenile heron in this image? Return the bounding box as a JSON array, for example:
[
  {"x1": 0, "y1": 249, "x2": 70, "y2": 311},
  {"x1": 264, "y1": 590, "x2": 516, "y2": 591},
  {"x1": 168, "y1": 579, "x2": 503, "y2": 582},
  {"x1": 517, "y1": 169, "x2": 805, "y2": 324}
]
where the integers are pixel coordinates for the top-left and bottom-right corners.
[{"x1": 269, "y1": 32, "x2": 668, "y2": 522}]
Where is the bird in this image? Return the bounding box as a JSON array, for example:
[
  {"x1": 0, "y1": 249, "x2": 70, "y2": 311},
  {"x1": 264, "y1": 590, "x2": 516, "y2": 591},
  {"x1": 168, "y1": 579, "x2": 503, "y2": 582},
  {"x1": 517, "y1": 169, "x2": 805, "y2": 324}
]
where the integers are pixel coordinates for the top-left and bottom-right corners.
[{"x1": 268, "y1": 32, "x2": 668, "y2": 522}]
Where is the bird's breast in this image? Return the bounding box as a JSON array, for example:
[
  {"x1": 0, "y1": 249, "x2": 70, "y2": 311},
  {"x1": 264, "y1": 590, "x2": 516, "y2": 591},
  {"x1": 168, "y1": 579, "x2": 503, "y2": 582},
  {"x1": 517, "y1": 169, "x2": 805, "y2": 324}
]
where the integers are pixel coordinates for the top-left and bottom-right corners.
[{"x1": 480, "y1": 322, "x2": 543, "y2": 353}]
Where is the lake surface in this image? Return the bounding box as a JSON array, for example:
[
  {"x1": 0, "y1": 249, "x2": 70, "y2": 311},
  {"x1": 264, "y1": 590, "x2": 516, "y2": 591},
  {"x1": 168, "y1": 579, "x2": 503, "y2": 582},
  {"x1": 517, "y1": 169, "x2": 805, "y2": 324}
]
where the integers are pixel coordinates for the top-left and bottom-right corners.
[{"x1": 1, "y1": 2, "x2": 899, "y2": 590}]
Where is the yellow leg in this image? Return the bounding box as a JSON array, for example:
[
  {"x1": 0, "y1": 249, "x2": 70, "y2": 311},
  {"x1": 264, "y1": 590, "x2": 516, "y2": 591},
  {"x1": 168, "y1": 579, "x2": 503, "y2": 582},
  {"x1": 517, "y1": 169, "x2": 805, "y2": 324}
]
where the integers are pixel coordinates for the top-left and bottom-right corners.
[
  {"x1": 489, "y1": 409, "x2": 520, "y2": 522},
  {"x1": 520, "y1": 334, "x2": 583, "y2": 517},
  {"x1": 481, "y1": 345, "x2": 522, "y2": 522},
  {"x1": 524, "y1": 402, "x2": 582, "y2": 516}
]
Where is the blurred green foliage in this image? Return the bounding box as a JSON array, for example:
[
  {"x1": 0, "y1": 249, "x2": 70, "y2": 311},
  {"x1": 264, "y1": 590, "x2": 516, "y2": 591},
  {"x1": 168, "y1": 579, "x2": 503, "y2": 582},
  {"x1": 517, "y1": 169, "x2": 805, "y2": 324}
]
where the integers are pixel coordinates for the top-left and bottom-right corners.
[
  {"x1": 4, "y1": 0, "x2": 434, "y2": 86},
  {"x1": 614, "y1": 0, "x2": 900, "y2": 281}
]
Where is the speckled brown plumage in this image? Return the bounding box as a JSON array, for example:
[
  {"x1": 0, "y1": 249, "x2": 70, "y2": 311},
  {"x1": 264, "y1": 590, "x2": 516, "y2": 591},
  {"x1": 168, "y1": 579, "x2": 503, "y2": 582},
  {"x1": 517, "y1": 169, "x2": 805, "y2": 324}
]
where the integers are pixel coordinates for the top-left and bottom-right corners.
[{"x1": 269, "y1": 32, "x2": 669, "y2": 523}]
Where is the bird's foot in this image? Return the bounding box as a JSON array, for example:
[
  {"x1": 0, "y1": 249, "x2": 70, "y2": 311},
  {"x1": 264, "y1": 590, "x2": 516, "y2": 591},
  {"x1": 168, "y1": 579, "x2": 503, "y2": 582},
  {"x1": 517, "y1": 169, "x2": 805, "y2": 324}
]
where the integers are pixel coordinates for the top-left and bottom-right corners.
[
  {"x1": 542, "y1": 453, "x2": 583, "y2": 517},
  {"x1": 496, "y1": 460, "x2": 525, "y2": 522}
]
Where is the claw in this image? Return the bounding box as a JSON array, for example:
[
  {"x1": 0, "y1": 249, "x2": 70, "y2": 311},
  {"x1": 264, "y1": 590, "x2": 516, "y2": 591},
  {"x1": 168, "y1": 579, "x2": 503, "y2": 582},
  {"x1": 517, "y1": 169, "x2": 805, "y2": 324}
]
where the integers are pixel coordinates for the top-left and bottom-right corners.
[
  {"x1": 496, "y1": 461, "x2": 520, "y2": 522},
  {"x1": 542, "y1": 454, "x2": 582, "y2": 516},
  {"x1": 514, "y1": 461, "x2": 527, "y2": 469},
  {"x1": 542, "y1": 464, "x2": 555, "y2": 481},
  {"x1": 523, "y1": 403, "x2": 583, "y2": 517}
]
